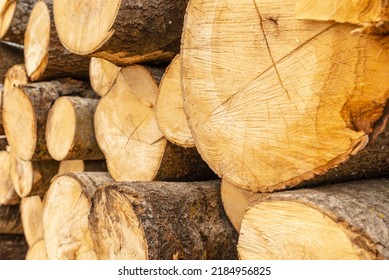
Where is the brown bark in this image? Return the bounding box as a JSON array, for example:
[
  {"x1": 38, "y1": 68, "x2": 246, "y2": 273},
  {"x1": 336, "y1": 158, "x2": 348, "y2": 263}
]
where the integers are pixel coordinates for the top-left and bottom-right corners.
[
  {"x1": 53, "y1": 0, "x2": 188, "y2": 65},
  {"x1": 89, "y1": 180, "x2": 238, "y2": 260},
  {"x1": 43, "y1": 172, "x2": 113, "y2": 259},
  {"x1": 3, "y1": 78, "x2": 97, "y2": 161},
  {"x1": 24, "y1": 1, "x2": 90, "y2": 81},
  {"x1": 46, "y1": 96, "x2": 104, "y2": 161},
  {"x1": 0, "y1": 205, "x2": 23, "y2": 234},
  {"x1": 0, "y1": 234, "x2": 28, "y2": 260},
  {"x1": 238, "y1": 178, "x2": 389, "y2": 260},
  {"x1": 0, "y1": 41, "x2": 24, "y2": 82},
  {"x1": 0, "y1": 135, "x2": 7, "y2": 149},
  {"x1": 0, "y1": 0, "x2": 34, "y2": 44}
]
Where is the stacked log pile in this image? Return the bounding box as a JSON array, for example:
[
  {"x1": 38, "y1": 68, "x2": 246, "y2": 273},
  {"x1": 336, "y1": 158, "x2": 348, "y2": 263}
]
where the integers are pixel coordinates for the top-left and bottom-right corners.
[{"x1": 0, "y1": 0, "x2": 388, "y2": 260}]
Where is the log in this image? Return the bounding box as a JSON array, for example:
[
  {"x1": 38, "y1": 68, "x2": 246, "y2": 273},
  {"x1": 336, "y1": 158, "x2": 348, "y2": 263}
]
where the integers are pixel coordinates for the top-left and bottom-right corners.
[
  {"x1": 95, "y1": 64, "x2": 216, "y2": 182},
  {"x1": 0, "y1": 234, "x2": 28, "y2": 260},
  {"x1": 10, "y1": 151, "x2": 60, "y2": 197},
  {"x1": 238, "y1": 178, "x2": 389, "y2": 260},
  {"x1": 0, "y1": 0, "x2": 34, "y2": 44},
  {"x1": 20, "y1": 196, "x2": 44, "y2": 247},
  {"x1": 52, "y1": 0, "x2": 188, "y2": 65},
  {"x1": 0, "y1": 205, "x2": 23, "y2": 234},
  {"x1": 156, "y1": 54, "x2": 195, "y2": 148},
  {"x1": 297, "y1": 0, "x2": 389, "y2": 35},
  {"x1": 43, "y1": 172, "x2": 113, "y2": 260},
  {"x1": 0, "y1": 148, "x2": 20, "y2": 205},
  {"x1": 3, "y1": 78, "x2": 97, "y2": 161},
  {"x1": 0, "y1": 41, "x2": 24, "y2": 82},
  {"x1": 89, "y1": 57, "x2": 121, "y2": 97},
  {"x1": 46, "y1": 96, "x2": 104, "y2": 161},
  {"x1": 181, "y1": 0, "x2": 389, "y2": 192},
  {"x1": 57, "y1": 160, "x2": 107, "y2": 175},
  {"x1": 89, "y1": 180, "x2": 238, "y2": 260},
  {"x1": 24, "y1": 0, "x2": 90, "y2": 81},
  {"x1": 25, "y1": 239, "x2": 48, "y2": 260}
]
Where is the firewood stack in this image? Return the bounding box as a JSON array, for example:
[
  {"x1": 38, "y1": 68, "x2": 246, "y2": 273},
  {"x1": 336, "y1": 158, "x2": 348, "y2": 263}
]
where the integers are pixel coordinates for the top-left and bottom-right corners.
[{"x1": 0, "y1": 0, "x2": 388, "y2": 260}]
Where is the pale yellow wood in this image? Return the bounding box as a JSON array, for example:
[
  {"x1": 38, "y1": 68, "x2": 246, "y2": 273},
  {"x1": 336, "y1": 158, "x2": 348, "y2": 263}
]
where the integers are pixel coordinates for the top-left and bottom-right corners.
[
  {"x1": 156, "y1": 55, "x2": 195, "y2": 148},
  {"x1": 89, "y1": 57, "x2": 121, "y2": 97},
  {"x1": 238, "y1": 201, "x2": 371, "y2": 260},
  {"x1": 24, "y1": 1, "x2": 50, "y2": 81},
  {"x1": 95, "y1": 65, "x2": 166, "y2": 181},
  {"x1": 25, "y1": 239, "x2": 48, "y2": 260},
  {"x1": 0, "y1": 148, "x2": 19, "y2": 205},
  {"x1": 20, "y1": 196, "x2": 44, "y2": 247},
  {"x1": 182, "y1": 0, "x2": 389, "y2": 192},
  {"x1": 57, "y1": 160, "x2": 85, "y2": 175},
  {"x1": 9, "y1": 149, "x2": 33, "y2": 198},
  {"x1": 0, "y1": 0, "x2": 17, "y2": 38}
]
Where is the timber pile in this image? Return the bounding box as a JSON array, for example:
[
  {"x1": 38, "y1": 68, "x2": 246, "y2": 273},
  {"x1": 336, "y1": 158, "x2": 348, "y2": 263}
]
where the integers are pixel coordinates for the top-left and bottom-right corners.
[{"x1": 0, "y1": 0, "x2": 388, "y2": 260}]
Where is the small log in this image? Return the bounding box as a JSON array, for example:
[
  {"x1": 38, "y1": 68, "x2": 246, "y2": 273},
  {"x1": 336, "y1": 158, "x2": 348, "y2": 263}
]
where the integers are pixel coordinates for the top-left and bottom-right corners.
[
  {"x1": 43, "y1": 172, "x2": 113, "y2": 260},
  {"x1": 0, "y1": 148, "x2": 20, "y2": 205},
  {"x1": 181, "y1": 0, "x2": 389, "y2": 192},
  {"x1": 95, "y1": 65, "x2": 216, "y2": 182},
  {"x1": 3, "y1": 78, "x2": 96, "y2": 161},
  {"x1": 0, "y1": 41, "x2": 24, "y2": 82},
  {"x1": 89, "y1": 180, "x2": 238, "y2": 260},
  {"x1": 238, "y1": 178, "x2": 389, "y2": 260},
  {"x1": 297, "y1": 0, "x2": 389, "y2": 35},
  {"x1": 20, "y1": 196, "x2": 44, "y2": 247},
  {"x1": 10, "y1": 151, "x2": 60, "y2": 198},
  {"x1": 24, "y1": 1, "x2": 90, "y2": 81},
  {"x1": 0, "y1": 234, "x2": 28, "y2": 260},
  {"x1": 0, "y1": 0, "x2": 34, "y2": 44},
  {"x1": 0, "y1": 205, "x2": 23, "y2": 234},
  {"x1": 156, "y1": 54, "x2": 195, "y2": 148},
  {"x1": 52, "y1": 0, "x2": 188, "y2": 65},
  {"x1": 89, "y1": 57, "x2": 121, "y2": 97},
  {"x1": 25, "y1": 239, "x2": 48, "y2": 260},
  {"x1": 57, "y1": 160, "x2": 107, "y2": 175},
  {"x1": 46, "y1": 96, "x2": 103, "y2": 161}
]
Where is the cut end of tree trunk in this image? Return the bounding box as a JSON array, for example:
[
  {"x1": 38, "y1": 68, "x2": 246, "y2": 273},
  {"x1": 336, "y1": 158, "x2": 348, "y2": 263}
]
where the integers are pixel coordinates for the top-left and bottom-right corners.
[
  {"x1": 156, "y1": 54, "x2": 195, "y2": 148},
  {"x1": 24, "y1": 1, "x2": 50, "y2": 81},
  {"x1": 57, "y1": 160, "x2": 85, "y2": 175},
  {"x1": 0, "y1": 0, "x2": 17, "y2": 39},
  {"x1": 10, "y1": 151, "x2": 33, "y2": 198},
  {"x1": 53, "y1": 0, "x2": 120, "y2": 55},
  {"x1": 89, "y1": 57, "x2": 121, "y2": 97},
  {"x1": 46, "y1": 97, "x2": 77, "y2": 161},
  {"x1": 20, "y1": 196, "x2": 44, "y2": 247},
  {"x1": 25, "y1": 239, "x2": 48, "y2": 260},
  {"x1": 0, "y1": 149, "x2": 20, "y2": 205}
]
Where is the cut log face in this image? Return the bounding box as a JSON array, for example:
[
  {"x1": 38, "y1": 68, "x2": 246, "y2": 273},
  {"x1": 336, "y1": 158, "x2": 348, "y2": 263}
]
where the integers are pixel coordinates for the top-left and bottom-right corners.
[
  {"x1": 52, "y1": 0, "x2": 187, "y2": 65},
  {"x1": 20, "y1": 196, "x2": 44, "y2": 247},
  {"x1": 238, "y1": 179, "x2": 389, "y2": 260},
  {"x1": 46, "y1": 96, "x2": 103, "y2": 161},
  {"x1": 43, "y1": 172, "x2": 113, "y2": 260},
  {"x1": 156, "y1": 54, "x2": 195, "y2": 148},
  {"x1": 0, "y1": 0, "x2": 17, "y2": 39},
  {"x1": 181, "y1": 0, "x2": 389, "y2": 192},
  {"x1": 89, "y1": 57, "x2": 121, "y2": 97},
  {"x1": 25, "y1": 239, "x2": 48, "y2": 260},
  {"x1": 89, "y1": 180, "x2": 238, "y2": 260},
  {"x1": 0, "y1": 149, "x2": 20, "y2": 205}
]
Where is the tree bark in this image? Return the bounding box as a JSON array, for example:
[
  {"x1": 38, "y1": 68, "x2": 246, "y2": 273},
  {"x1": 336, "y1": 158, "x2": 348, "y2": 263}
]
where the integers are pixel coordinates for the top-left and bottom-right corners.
[
  {"x1": 95, "y1": 64, "x2": 216, "y2": 182},
  {"x1": 20, "y1": 196, "x2": 44, "y2": 247},
  {"x1": 0, "y1": 0, "x2": 34, "y2": 44},
  {"x1": 297, "y1": 0, "x2": 389, "y2": 35},
  {"x1": 3, "y1": 78, "x2": 97, "y2": 161},
  {"x1": 181, "y1": 0, "x2": 389, "y2": 192},
  {"x1": 0, "y1": 41, "x2": 24, "y2": 83},
  {"x1": 0, "y1": 234, "x2": 28, "y2": 260},
  {"x1": 43, "y1": 172, "x2": 113, "y2": 260},
  {"x1": 0, "y1": 205, "x2": 23, "y2": 234},
  {"x1": 0, "y1": 148, "x2": 20, "y2": 205},
  {"x1": 46, "y1": 96, "x2": 103, "y2": 161},
  {"x1": 24, "y1": 1, "x2": 90, "y2": 82},
  {"x1": 10, "y1": 151, "x2": 60, "y2": 198},
  {"x1": 156, "y1": 54, "x2": 195, "y2": 148},
  {"x1": 52, "y1": 0, "x2": 188, "y2": 65},
  {"x1": 89, "y1": 180, "x2": 238, "y2": 260},
  {"x1": 238, "y1": 178, "x2": 389, "y2": 260}
]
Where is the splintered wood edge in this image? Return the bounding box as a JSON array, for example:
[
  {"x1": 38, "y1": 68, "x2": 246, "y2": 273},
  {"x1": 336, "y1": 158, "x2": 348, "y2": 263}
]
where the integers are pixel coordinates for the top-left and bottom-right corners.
[
  {"x1": 9, "y1": 151, "x2": 33, "y2": 198},
  {"x1": 0, "y1": 0, "x2": 17, "y2": 38},
  {"x1": 91, "y1": 188, "x2": 148, "y2": 260},
  {"x1": 43, "y1": 175, "x2": 96, "y2": 260},
  {"x1": 3, "y1": 85, "x2": 36, "y2": 161},
  {"x1": 156, "y1": 54, "x2": 195, "y2": 148},
  {"x1": 24, "y1": 1, "x2": 50, "y2": 81},
  {"x1": 89, "y1": 57, "x2": 121, "y2": 97},
  {"x1": 46, "y1": 97, "x2": 76, "y2": 161},
  {"x1": 238, "y1": 200, "x2": 372, "y2": 260},
  {"x1": 53, "y1": 0, "x2": 120, "y2": 55}
]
